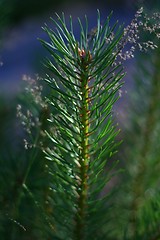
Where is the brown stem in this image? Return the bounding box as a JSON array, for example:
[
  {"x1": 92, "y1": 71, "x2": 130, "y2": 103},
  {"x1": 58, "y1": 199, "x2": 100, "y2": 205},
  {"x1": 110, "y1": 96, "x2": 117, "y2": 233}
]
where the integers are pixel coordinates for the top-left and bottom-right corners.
[{"x1": 74, "y1": 50, "x2": 91, "y2": 240}]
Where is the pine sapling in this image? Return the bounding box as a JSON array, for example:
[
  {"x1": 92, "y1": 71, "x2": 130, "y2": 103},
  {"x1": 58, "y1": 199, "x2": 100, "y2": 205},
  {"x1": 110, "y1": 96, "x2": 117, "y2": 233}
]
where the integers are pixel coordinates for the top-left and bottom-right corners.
[{"x1": 16, "y1": 8, "x2": 160, "y2": 240}]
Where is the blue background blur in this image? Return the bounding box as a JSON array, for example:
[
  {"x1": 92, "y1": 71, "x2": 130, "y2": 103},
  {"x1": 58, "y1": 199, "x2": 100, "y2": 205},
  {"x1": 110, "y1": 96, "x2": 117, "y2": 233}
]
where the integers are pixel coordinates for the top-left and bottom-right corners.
[{"x1": 0, "y1": 0, "x2": 139, "y2": 96}]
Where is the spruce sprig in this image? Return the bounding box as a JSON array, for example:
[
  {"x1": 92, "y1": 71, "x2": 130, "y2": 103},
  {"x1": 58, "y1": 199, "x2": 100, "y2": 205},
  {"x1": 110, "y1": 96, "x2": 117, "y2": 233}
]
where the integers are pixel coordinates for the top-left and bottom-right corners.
[{"x1": 40, "y1": 11, "x2": 124, "y2": 239}]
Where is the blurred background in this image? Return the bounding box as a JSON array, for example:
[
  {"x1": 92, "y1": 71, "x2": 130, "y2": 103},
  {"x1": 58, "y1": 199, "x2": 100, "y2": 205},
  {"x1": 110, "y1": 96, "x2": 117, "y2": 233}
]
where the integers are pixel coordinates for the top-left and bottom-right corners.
[
  {"x1": 0, "y1": 0, "x2": 142, "y2": 95},
  {"x1": 0, "y1": 0, "x2": 160, "y2": 239},
  {"x1": 0, "y1": 0, "x2": 138, "y2": 158},
  {"x1": 0, "y1": 0, "x2": 158, "y2": 150}
]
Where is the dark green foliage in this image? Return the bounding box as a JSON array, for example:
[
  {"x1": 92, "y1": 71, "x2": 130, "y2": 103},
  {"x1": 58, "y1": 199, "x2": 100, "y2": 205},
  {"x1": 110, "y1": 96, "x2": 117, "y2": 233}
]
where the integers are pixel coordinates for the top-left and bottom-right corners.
[
  {"x1": 0, "y1": 86, "x2": 51, "y2": 239},
  {"x1": 110, "y1": 47, "x2": 160, "y2": 240},
  {"x1": 127, "y1": 48, "x2": 160, "y2": 239},
  {"x1": 0, "y1": 0, "x2": 11, "y2": 31}
]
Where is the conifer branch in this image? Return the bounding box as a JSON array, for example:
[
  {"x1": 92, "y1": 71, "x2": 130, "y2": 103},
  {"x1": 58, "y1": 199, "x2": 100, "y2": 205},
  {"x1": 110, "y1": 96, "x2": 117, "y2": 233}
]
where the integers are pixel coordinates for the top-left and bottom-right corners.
[
  {"x1": 13, "y1": 7, "x2": 160, "y2": 240},
  {"x1": 39, "y1": 11, "x2": 125, "y2": 239}
]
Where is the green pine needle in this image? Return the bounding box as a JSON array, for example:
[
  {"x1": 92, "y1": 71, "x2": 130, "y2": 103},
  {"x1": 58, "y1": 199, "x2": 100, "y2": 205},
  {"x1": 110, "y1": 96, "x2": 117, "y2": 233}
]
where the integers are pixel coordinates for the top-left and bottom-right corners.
[{"x1": 40, "y1": 10, "x2": 125, "y2": 239}]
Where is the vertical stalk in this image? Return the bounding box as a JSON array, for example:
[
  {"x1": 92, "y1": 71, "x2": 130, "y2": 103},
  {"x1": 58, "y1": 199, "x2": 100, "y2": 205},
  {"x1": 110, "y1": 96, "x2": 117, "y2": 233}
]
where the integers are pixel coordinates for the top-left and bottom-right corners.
[{"x1": 74, "y1": 49, "x2": 91, "y2": 240}]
